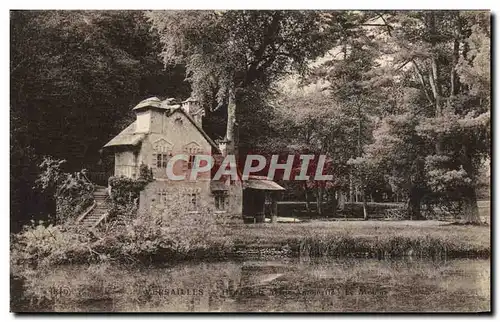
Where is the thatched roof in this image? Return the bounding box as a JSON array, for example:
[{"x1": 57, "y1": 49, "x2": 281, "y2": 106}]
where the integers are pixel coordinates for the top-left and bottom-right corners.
[
  {"x1": 132, "y1": 97, "x2": 161, "y2": 111},
  {"x1": 103, "y1": 104, "x2": 219, "y2": 152},
  {"x1": 103, "y1": 121, "x2": 145, "y2": 148},
  {"x1": 132, "y1": 97, "x2": 182, "y2": 112}
]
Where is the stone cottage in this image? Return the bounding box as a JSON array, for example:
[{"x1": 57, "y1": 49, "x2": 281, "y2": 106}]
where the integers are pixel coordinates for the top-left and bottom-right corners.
[{"x1": 103, "y1": 96, "x2": 284, "y2": 222}]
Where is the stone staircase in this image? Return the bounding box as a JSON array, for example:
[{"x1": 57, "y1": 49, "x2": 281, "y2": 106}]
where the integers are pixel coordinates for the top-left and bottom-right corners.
[{"x1": 77, "y1": 186, "x2": 111, "y2": 228}]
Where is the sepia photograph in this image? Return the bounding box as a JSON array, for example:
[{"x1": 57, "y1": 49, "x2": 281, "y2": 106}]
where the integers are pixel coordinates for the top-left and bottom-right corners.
[{"x1": 9, "y1": 9, "x2": 491, "y2": 313}]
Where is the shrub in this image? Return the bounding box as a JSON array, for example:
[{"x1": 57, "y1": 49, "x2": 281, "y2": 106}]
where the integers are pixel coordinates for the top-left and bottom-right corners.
[
  {"x1": 56, "y1": 175, "x2": 94, "y2": 222},
  {"x1": 118, "y1": 197, "x2": 232, "y2": 261},
  {"x1": 11, "y1": 196, "x2": 234, "y2": 267},
  {"x1": 10, "y1": 223, "x2": 96, "y2": 268},
  {"x1": 108, "y1": 176, "x2": 148, "y2": 206},
  {"x1": 35, "y1": 156, "x2": 95, "y2": 223}
]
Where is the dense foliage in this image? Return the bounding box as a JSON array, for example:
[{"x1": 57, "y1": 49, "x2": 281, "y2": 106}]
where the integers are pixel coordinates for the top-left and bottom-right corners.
[
  {"x1": 148, "y1": 10, "x2": 341, "y2": 156},
  {"x1": 10, "y1": 11, "x2": 189, "y2": 231},
  {"x1": 35, "y1": 157, "x2": 95, "y2": 224},
  {"x1": 11, "y1": 10, "x2": 490, "y2": 230},
  {"x1": 270, "y1": 11, "x2": 490, "y2": 222}
]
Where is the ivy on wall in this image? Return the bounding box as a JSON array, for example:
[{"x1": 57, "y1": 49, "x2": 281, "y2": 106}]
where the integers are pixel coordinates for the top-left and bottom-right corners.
[{"x1": 108, "y1": 164, "x2": 154, "y2": 219}]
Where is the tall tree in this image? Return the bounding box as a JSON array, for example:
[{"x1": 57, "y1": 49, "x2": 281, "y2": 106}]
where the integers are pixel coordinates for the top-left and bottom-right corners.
[
  {"x1": 394, "y1": 11, "x2": 490, "y2": 223},
  {"x1": 147, "y1": 10, "x2": 339, "y2": 157},
  {"x1": 310, "y1": 11, "x2": 384, "y2": 219},
  {"x1": 362, "y1": 11, "x2": 490, "y2": 222},
  {"x1": 271, "y1": 79, "x2": 346, "y2": 215}
]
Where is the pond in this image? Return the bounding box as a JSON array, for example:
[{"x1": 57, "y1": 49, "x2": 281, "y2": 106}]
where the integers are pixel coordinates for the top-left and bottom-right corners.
[{"x1": 12, "y1": 257, "x2": 490, "y2": 312}]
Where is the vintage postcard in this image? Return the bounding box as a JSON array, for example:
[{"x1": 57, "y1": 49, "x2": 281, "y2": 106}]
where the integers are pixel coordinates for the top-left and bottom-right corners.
[{"x1": 10, "y1": 9, "x2": 491, "y2": 313}]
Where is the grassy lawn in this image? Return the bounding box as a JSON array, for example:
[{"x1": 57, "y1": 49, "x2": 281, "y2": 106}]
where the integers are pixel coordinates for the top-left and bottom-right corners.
[
  {"x1": 227, "y1": 220, "x2": 490, "y2": 258},
  {"x1": 231, "y1": 220, "x2": 490, "y2": 245}
]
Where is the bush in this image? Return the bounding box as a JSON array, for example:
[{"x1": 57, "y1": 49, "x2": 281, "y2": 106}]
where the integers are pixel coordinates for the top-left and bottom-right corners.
[
  {"x1": 35, "y1": 156, "x2": 95, "y2": 223},
  {"x1": 11, "y1": 197, "x2": 233, "y2": 267},
  {"x1": 56, "y1": 175, "x2": 94, "y2": 222},
  {"x1": 108, "y1": 176, "x2": 148, "y2": 206},
  {"x1": 117, "y1": 197, "x2": 231, "y2": 260},
  {"x1": 10, "y1": 223, "x2": 97, "y2": 269}
]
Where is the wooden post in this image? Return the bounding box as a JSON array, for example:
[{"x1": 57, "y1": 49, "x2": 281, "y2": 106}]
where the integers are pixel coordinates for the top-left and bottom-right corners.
[{"x1": 271, "y1": 193, "x2": 278, "y2": 224}]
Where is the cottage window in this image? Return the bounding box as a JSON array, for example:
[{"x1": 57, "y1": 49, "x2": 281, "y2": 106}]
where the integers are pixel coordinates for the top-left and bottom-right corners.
[
  {"x1": 182, "y1": 143, "x2": 202, "y2": 173},
  {"x1": 187, "y1": 193, "x2": 198, "y2": 211},
  {"x1": 158, "y1": 190, "x2": 168, "y2": 205},
  {"x1": 214, "y1": 191, "x2": 228, "y2": 210},
  {"x1": 151, "y1": 139, "x2": 173, "y2": 171},
  {"x1": 156, "y1": 153, "x2": 170, "y2": 168}
]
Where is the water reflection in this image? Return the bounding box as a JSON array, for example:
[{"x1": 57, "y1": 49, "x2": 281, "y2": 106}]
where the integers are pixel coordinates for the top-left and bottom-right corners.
[{"x1": 13, "y1": 257, "x2": 490, "y2": 312}]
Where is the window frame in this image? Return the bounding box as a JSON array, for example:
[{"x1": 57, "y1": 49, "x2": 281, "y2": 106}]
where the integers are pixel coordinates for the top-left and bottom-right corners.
[
  {"x1": 213, "y1": 191, "x2": 228, "y2": 211},
  {"x1": 156, "y1": 153, "x2": 170, "y2": 169}
]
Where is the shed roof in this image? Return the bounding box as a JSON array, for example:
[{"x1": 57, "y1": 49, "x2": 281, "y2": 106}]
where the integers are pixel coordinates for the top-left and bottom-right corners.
[
  {"x1": 210, "y1": 180, "x2": 229, "y2": 191},
  {"x1": 244, "y1": 176, "x2": 285, "y2": 191},
  {"x1": 103, "y1": 121, "x2": 145, "y2": 148}
]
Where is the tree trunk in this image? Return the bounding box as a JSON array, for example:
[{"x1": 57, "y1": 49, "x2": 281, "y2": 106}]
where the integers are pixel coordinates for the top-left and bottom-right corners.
[
  {"x1": 225, "y1": 85, "x2": 237, "y2": 156},
  {"x1": 460, "y1": 141, "x2": 481, "y2": 224},
  {"x1": 316, "y1": 186, "x2": 323, "y2": 216},
  {"x1": 450, "y1": 11, "x2": 461, "y2": 97},
  {"x1": 338, "y1": 191, "x2": 346, "y2": 211},
  {"x1": 407, "y1": 186, "x2": 425, "y2": 220},
  {"x1": 349, "y1": 173, "x2": 354, "y2": 202},
  {"x1": 427, "y1": 12, "x2": 444, "y2": 155},
  {"x1": 331, "y1": 189, "x2": 338, "y2": 217},
  {"x1": 362, "y1": 196, "x2": 368, "y2": 220},
  {"x1": 271, "y1": 195, "x2": 278, "y2": 224},
  {"x1": 304, "y1": 182, "x2": 311, "y2": 216},
  {"x1": 463, "y1": 187, "x2": 481, "y2": 224},
  {"x1": 361, "y1": 185, "x2": 368, "y2": 220}
]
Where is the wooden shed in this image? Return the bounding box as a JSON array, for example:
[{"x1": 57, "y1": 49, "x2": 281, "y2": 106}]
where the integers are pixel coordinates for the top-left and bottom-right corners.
[{"x1": 242, "y1": 175, "x2": 285, "y2": 223}]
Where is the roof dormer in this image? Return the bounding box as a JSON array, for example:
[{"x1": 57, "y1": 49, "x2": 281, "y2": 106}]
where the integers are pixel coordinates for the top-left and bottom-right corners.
[{"x1": 132, "y1": 97, "x2": 162, "y2": 134}]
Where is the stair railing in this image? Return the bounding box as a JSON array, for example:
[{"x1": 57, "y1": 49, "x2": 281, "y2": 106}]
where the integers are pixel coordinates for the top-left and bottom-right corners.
[
  {"x1": 76, "y1": 201, "x2": 97, "y2": 223},
  {"x1": 77, "y1": 169, "x2": 114, "y2": 227}
]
